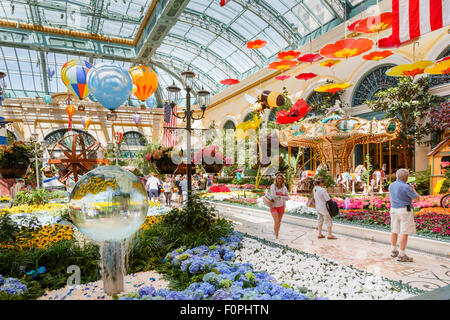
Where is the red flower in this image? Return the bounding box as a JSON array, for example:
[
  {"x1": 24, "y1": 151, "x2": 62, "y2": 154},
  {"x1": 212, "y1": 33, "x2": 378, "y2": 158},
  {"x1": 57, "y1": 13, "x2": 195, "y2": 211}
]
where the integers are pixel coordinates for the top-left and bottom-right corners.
[
  {"x1": 295, "y1": 72, "x2": 318, "y2": 80},
  {"x1": 362, "y1": 50, "x2": 394, "y2": 61},
  {"x1": 320, "y1": 38, "x2": 374, "y2": 59},
  {"x1": 354, "y1": 12, "x2": 392, "y2": 33},
  {"x1": 268, "y1": 60, "x2": 298, "y2": 70},
  {"x1": 347, "y1": 19, "x2": 362, "y2": 32},
  {"x1": 220, "y1": 78, "x2": 239, "y2": 85}
]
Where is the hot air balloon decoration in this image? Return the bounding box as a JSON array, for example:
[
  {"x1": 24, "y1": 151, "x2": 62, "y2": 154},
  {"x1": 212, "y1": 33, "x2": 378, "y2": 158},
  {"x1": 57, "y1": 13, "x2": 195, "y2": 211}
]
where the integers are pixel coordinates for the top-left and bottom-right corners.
[
  {"x1": 81, "y1": 116, "x2": 91, "y2": 130},
  {"x1": 87, "y1": 63, "x2": 133, "y2": 113},
  {"x1": 132, "y1": 113, "x2": 142, "y2": 125},
  {"x1": 129, "y1": 65, "x2": 159, "y2": 103},
  {"x1": 114, "y1": 131, "x2": 123, "y2": 145},
  {"x1": 43, "y1": 95, "x2": 52, "y2": 105},
  {"x1": 66, "y1": 104, "x2": 76, "y2": 130},
  {"x1": 47, "y1": 67, "x2": 55, "y2": 80},
  {"x1": 61, "y1": 59, "x2": 93, "y2": 100}
]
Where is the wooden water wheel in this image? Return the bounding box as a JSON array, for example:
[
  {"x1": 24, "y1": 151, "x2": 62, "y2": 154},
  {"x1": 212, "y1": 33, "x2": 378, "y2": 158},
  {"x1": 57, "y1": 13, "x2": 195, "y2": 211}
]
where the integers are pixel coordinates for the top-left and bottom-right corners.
[{"x1": 48, "y1": 132, "x2": 109, "y2": 184}]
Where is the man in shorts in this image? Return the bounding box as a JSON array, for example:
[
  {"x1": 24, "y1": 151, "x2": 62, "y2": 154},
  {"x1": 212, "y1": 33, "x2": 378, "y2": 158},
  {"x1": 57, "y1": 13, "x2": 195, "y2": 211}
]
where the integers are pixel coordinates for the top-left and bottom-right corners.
[
  {"x1": 388, "y1": 168, "x2": 419, "y2": 262},
  {"x1": 145, "y1": 173, "x2": 160, "y2": 201}
]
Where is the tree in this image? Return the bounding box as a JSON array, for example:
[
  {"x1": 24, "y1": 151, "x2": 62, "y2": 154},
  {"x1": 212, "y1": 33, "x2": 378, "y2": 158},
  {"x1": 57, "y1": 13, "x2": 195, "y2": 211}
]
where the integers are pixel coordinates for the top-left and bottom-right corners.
[{"x1": 365, "y1": 76, "x2": 445, "y2": 168}]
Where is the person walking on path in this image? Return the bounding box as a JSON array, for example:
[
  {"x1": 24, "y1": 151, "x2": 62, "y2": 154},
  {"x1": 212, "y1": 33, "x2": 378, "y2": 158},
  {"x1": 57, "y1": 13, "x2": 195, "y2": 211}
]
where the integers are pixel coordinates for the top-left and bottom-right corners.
[
  {"x1": 163, "y1": 177, "x2": 173, "y2": 207},
  {"x1": 388, "y1": 168, "x2": 419, "y2": 262},
  {"x1": 145, "y1": 173, "x2": 160, "y2": 202},
  {"x1": 269, "y1": 173, "x2": 290, "y2": 243},
  {"x1": 313, "y1": 178, "x2": 337, "y2": 240},
  {"x1": 179, "y1": 175, "x2": 188, "y2": 205}
]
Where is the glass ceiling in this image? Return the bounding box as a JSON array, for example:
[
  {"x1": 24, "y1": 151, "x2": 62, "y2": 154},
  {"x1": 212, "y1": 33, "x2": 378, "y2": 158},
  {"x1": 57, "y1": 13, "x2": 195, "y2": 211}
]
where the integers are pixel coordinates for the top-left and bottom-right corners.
[{"x1": 0, "y1": 0, "x2": 371, "y2": 102}]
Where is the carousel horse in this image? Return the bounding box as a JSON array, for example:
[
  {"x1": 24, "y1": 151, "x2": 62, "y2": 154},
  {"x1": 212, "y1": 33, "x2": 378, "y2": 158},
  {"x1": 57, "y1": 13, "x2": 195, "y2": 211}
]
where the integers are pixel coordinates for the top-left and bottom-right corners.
[
  {"x1": 298, "y1": 170, "x2": 315, "y2": 191},
  {"x1": 336, "y1": 170, "x2": 354, "y2": 192},
  {"x1": 354, "y1": 164, "x2": 368, "y2": 193},
  {"x1": 372, "y1": 169, "x2": 387, "y2": 193}
]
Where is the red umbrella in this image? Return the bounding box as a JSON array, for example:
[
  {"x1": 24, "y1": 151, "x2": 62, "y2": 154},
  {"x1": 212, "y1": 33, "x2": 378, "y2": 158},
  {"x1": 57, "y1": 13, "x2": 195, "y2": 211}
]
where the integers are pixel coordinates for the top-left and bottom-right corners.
[
  {"x1": 295, "y1": 73, "x2": 318, "y2": 80},
  {"x1": 220, "y1": 78, "x2": 240, "y2": 85},
  {"x1": 320, "y1": 38, "x2": 374, "y2": 59},
  {"x1": 247, "y1": 40, "x2": 267, "y2": 49},
  {"x1": 275, "y1": 75, "x2": 291, "y2": 81},
  {"x1": 277, "y1": 50, "x2": 301, "y2": 60},
  {"x1": 362, "y1": 50, "x2": 394, "y2": 61},
  {"x1": 354, "y1": 12, "x2": 392, "y2": 33},
  {"x1": 297, "y1": 53, "x2": 323, "y2": 63}
]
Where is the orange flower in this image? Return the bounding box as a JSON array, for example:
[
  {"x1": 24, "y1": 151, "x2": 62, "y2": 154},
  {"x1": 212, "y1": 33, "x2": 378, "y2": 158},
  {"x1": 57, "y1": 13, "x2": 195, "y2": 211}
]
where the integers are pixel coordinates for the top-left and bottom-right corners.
[
  {"x1": 268, "y1": 60, "x2": 298, "y2": 71},
  {"x1": 277, "y1": 50, "x2": 301, "y2": 60},
  {"x1": 320, "y1": 59, "x2": 340, "y2": 68},
  {"x1": 247, "y1": 40, "x2": 267, "y2": 49},
  {"x1": 275, "y1": 75, "x2": 291, "y2": 81},
  {"x1": 297, "y1": 53, "x2": 323, "y2": 63},
  {"x1": 220, "y1": 78, "x2": 240, "y2": 85},
  {"x1": 314, "y1": 82, "x2": 353, "y2": 95},
  {"x1": 354, "y1": 12, "x2": 393, "y2": 33},
  {"x1": 320, "y1": 38, "x2": 374, "y2": 59},
  {"x1": 425, "y1": 59, "x2": 450, "y2": 75},
  {"x1": 362, "y1": 50, "x2": 394, "y2": 61},
  {"x1": 386, "y1": 61, "x2": 434, "y2": 79}
]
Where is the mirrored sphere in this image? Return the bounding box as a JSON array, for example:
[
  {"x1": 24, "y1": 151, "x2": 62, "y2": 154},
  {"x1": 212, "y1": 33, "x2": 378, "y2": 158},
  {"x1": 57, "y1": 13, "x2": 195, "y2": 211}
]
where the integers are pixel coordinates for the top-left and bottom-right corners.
[{"x1": 68, "y1": 166, "x2": 148, "y2": 242}]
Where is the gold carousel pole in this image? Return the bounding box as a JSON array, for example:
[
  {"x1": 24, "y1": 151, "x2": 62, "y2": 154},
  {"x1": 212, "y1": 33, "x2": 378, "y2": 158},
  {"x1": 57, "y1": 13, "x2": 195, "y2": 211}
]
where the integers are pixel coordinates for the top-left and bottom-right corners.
[{"x1": 389, "y1": 139, "x2": 392, "y2": 183}]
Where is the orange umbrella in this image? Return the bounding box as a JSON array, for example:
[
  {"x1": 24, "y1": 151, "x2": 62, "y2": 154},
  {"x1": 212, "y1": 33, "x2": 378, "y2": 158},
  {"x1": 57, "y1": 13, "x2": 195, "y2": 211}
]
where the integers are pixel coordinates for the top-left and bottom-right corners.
[
  {"x1": 425, "y1": 59, "x2": 450, "y2": 75},
  {"x1": 362, "y1": 50, "x2": 394, "y2": 61},
  {"x1": 268, "y1": 60, "x2": 298, "y2": 71},
  {"x1": 354, "y1": 12, "x2": 393, "y2": 33},
  {"x1": 277, "y1": 50, "x2": 301, "y2": 60},
  {"x1": 320, "y1": 59, "x2": 340, "y2": 67},
  {"x1": 247, "y1": 40, "x2": 267, "y2": 49},
  {"x1": 320, "y1": 38, "x2": 374, "y2": 59},
  {"x1": 314, "y1": 83, "x2": 353, "y2": 95},
  {"x1": 386, "y1": 61, "x2": 434, "y2": 79}
]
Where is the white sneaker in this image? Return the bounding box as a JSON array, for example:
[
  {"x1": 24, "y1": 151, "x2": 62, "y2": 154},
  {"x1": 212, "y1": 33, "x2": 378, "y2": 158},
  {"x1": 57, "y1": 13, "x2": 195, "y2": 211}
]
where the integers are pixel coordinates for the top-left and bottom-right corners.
[{"x1": 274, "y1": 239, "x2": 281, "y2": 244}]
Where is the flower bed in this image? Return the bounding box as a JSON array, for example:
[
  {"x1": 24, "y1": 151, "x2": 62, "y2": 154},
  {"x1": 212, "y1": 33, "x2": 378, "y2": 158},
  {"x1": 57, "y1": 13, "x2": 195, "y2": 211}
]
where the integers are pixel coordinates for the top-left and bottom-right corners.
[
  {"x1": 2, "y1": 203, "x2": 65, "y2": 215},
  {"x1": 120, "y1": 233, "x2": 420, "y2": 300},
  {"x1": 234, "y1": 236, "x2": 420, "y2": 300},
  {"x1": 0, "y1": 275, "x2": 28, "y2": 299}
]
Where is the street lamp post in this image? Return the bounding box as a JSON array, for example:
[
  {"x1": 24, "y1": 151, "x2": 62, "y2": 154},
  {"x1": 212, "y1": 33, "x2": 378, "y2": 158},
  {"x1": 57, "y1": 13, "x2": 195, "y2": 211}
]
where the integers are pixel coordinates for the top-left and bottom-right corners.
[
  {"x1": 31, "y1": 133, "x2": 40, "y2": 190},
  {"x1": 166, "y1": 69, "x2": 210, "y2": 198}
]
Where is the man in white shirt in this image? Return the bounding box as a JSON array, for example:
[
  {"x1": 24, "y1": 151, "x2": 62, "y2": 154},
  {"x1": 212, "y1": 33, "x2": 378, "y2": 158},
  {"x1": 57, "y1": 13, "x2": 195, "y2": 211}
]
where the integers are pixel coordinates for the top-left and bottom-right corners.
[
  {"x1": 313, "y1": 178, "x2": 337, "y2": 240},
  {"x1": 145, "y1": 173, "x2": 160, "y2": 201},
  {"x1": 179, "y1": 175, "x2": 188, "y2": 204}
]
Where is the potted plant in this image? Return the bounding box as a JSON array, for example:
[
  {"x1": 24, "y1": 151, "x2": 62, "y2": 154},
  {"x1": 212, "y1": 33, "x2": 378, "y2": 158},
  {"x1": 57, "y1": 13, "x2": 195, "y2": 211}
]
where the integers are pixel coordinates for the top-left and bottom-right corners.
[
  {"x1": 194, "y1": 145, "x2": 231, "y2": 173},
  {"x1": 145, "y1": 147, "x2": 185, "y2": 174},
  {"x1": 440, "y1": 161, "x2": 450, "y2": 175},
  {"x1": 0, "y1": 141, "x2": 33, "y2": 179}
]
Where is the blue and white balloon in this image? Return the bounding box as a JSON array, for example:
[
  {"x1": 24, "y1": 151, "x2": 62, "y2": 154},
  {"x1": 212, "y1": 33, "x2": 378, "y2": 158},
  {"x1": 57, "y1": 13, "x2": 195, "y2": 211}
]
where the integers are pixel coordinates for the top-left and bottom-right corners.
[
  {"x1": 145, "y1": 96, "x2": 157, "y2": 110},
  {"x1": 87, "y1": 64, "x2": 133, "y2": 111},
  {"x1": 43, "y1": 95, "x2": 52, "y2": 104}
]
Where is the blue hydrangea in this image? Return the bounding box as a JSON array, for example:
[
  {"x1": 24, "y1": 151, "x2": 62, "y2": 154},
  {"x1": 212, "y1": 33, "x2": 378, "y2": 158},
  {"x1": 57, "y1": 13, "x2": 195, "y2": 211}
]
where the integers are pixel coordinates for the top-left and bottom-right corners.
[
  {"x1": 212, "y1": 289, "x2": 232, "y2": 300},
  {"x1": 0, "y1": 277, "x2": 27, "y2": 296},
  {"x1": 138, "y1": 286, "x2": 156, "y2": 297},
  {"x1": 0, "y1": 275, "x2": 3, "y2": 286}
]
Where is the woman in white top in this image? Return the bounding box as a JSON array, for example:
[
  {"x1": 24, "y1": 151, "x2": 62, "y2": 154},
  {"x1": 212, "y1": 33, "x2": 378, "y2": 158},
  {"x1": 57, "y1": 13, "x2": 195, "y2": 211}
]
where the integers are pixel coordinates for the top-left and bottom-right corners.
[
  {"x1": 269, "y1": 173, "x2": 290, "y2": 242},
  {"x1": 313, "y1": 178, "x2": 337, "y2": 240},
  {"x1": 163, "y1": 178, "x2": 172, "y2": 207}
]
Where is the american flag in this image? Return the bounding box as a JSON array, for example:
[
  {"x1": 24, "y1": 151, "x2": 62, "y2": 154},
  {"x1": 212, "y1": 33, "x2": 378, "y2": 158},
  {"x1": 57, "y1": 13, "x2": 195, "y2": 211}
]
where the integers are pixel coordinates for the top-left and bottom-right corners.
[
  {"x1": 379, "y1": 0, "x2": 450, "y2": 47},
  {"x1": 162, "y1": 101, "x2": 177, "y2": 147},
  {"x1": 220, "y1": 0, "x2": 231, "y2": 6}
]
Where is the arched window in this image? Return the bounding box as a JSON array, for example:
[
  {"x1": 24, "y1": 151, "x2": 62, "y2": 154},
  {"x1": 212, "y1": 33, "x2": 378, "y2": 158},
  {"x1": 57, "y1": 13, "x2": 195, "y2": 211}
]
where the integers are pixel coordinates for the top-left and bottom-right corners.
[
  {"x1": 429, "y1": 45, "x2": 450, "y2": 87},
  {"x1": 352, "y1": 64, "x2": 398, "y2": 107},
  {"x1": 44, "y1": 128, "x2": 96, "y2": 147},
  {"x1": 122, "y1": 131, "x2": 146, "y2": 147},
  {"x1": 223, "y1": 120, "x2": 236, "y2": 131},
  {"x1": 243, "y1": 111, "x2": 256, "y2": 122}
]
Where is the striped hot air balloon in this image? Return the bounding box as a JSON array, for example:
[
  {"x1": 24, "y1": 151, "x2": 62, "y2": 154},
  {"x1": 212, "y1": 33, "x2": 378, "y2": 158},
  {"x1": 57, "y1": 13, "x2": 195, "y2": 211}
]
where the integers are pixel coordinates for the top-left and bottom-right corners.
[
  {"x1": 61, "y1": 59, "x2": 93, "y2": 100},
  {"x1": 129, "y1": 65, "x2": 158, "y2": 102}
]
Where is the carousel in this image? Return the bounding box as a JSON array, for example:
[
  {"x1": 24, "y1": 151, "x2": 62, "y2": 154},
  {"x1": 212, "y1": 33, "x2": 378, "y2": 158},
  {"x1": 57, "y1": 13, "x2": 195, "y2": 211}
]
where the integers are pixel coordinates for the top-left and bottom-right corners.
[{"x1": 279, "y1": 102, "x2": 401, "y2": 193}]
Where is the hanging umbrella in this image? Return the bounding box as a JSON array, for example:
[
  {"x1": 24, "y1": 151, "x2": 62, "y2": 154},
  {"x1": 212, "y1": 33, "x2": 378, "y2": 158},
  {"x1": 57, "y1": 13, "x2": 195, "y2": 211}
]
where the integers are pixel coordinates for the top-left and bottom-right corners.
[
  {"x1": 353, "y1": 12, "x2": 393, "y2": 33},
  {"x1": 275, "y1": 75, "x2": 291, "y2": 81},
  {"x1": 268, "y1": 60, "x2": 298, "y2": 71},
  {"x1": 362, "y1": 50, "x2": 394, "y2": 61},
  {"x1": 295, "y1": 73, "x2": 318, "y2": 81},
  {"x1": 298, "y1": 53, "x2": 323, "y2": 63},
  {"x1": 386, "y1": 61, "x2": 434, "y2": 79},
  {"x1": 314, "y1": 83, "x2": 353, "y2": 95},
  {"x1": 277, "y1": 50, "x2": 301, "y2": 60},
  {"x1": 425, "y1": 59, "x2": 450, "y2": 75},
  {"x1": 220, "y1": 78, "x2": 240, "y2": 85},
  {"x1": 320, "y1": 38, "x2": 374, "y2": 59},
  {"x1": 320, "y1": 59, "x2": 341, "y2": 68},
  {"x1": 247, "y1": 40, "x2": 267, "y2": 49}
]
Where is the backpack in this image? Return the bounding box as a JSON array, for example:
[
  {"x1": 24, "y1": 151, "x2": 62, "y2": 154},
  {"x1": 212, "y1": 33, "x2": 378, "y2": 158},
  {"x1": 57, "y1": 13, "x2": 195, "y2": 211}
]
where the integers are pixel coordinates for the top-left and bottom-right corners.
[
  {"x1": 263, "y1": 189, "x2": 275, "y2": 208},
  {"x1": 326, "y1": 199, "x2": 339, "y2": 217}
]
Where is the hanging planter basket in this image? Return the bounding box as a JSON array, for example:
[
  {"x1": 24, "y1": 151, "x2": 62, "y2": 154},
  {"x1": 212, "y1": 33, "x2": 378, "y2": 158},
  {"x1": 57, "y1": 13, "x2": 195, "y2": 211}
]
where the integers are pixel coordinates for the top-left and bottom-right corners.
[
  {"x1": 0, "y1": 163, "x2": 29, "y2": 179},
  {"x1": 202, "y1": 163, "x2": 224, "y2": 174},
  {"x1": 154, "y1": 159, "x2": 179, "y2": 174}
]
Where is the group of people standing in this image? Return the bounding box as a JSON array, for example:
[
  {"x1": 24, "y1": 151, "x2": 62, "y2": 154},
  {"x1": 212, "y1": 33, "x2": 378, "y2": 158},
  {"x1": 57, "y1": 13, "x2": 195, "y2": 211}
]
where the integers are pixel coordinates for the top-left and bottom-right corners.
[
  {"x1": 267, "y1": 167, "x2": 418, "y2": 263},
  {"x1": 144, "y1": 172, "x2": 213, "y2": 207}
]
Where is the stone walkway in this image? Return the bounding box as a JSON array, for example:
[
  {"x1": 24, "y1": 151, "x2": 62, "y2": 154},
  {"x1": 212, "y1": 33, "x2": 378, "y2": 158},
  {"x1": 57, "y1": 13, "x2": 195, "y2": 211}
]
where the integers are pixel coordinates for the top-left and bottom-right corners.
[{"x1": 215, "y1": 204, "x2": 450, "y2": 292}]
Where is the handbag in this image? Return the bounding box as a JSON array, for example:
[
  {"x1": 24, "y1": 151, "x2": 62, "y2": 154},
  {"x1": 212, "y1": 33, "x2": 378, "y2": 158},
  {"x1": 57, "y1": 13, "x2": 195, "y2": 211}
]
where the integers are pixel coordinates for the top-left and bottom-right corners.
[
  {"x1": 306, "y1": 188, "x2": 315, "y2": 208},
  {"x1": 263, "y1": 190, "x2": 275, "y2": 208}
]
